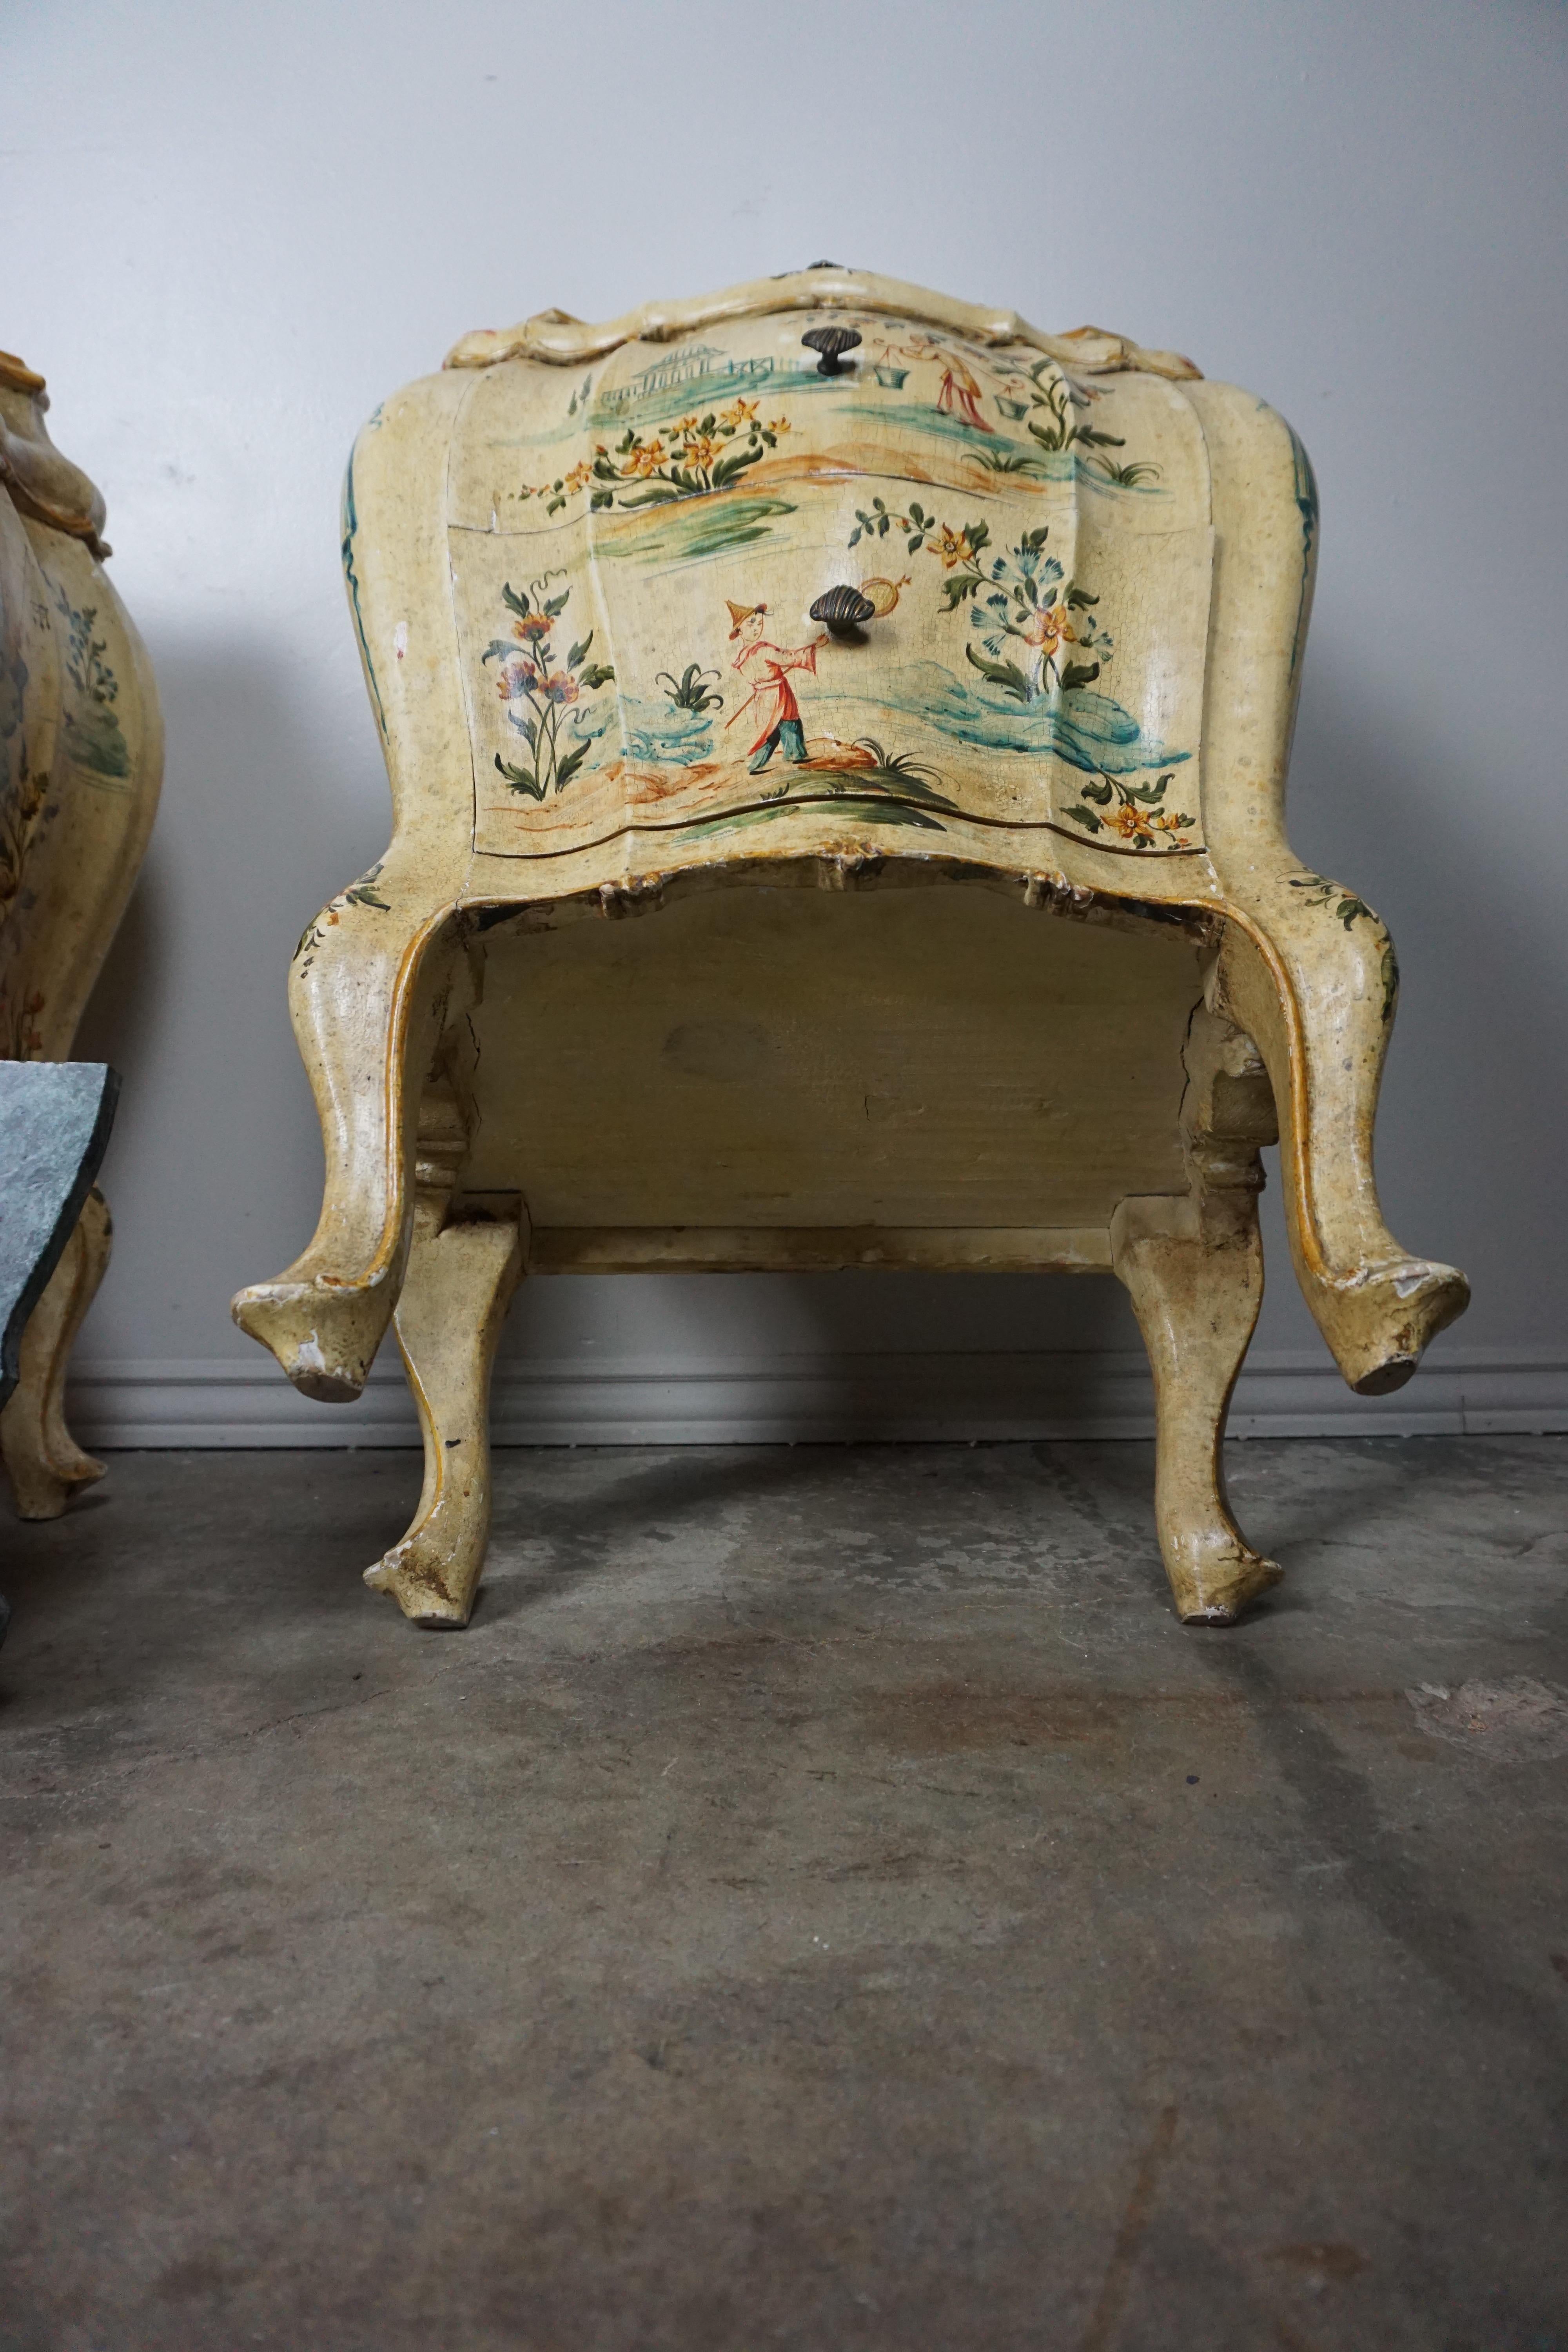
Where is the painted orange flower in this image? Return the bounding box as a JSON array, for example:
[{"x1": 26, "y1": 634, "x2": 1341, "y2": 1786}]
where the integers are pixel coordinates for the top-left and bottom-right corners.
[
  {"x1": 622, "y1": 437, "x2": 666, "y2": 477},
  {"x1": 720, "y1": 397, "x2": 758, "y2": 428},
  {"x1": 1020, "y1": 603, "x2": 1076, "y2": 659},
  {"x1": 672, "y1": 416, "x2": 700, "y2": 436},
  {"x1": 766, "y1": 417, "x2": 790, "y2": 436},
  {"x1": 563, "y1": 460, "x2": 594, "y2": 493},
  {"x1": 681, "y1": 434, "x2": 721, "y2": 471},
  {"x1": 512, "y1": 612, "x2": 551, "y2": 644},
  {"x1": 1108, "y1": 804, "x2": 1157, "y2": 845},
  {"x1": 930, "y1": 523, "x2": 978, "y2": 570}
]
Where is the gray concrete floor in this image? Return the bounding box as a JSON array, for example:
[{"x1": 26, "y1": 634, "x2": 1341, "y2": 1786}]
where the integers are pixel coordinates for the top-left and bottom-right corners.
[{"x1": 2, "y1": 1436, "x2": 1567, "y2": 2351}]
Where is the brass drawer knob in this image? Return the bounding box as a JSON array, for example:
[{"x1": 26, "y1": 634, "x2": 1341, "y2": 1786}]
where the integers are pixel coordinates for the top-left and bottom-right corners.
[
  {"x1": 809, "y1": 585, "x2": 877, "y2": 638},
  {"x1": 802, "y1": 325, "x2": 861, "y2": 376}
]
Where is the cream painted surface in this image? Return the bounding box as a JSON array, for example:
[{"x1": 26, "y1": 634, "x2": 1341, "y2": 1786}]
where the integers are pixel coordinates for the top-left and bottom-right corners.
[{"x1": 2, "y1": 2, "x2": 1564, "y2": 1449}]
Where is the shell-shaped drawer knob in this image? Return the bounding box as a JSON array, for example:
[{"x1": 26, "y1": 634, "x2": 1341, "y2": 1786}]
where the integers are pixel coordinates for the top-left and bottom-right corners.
[
  {"x1": 809, "y1": 585, "x2": 877, "y2": 638},
  {"x1": 802, "y1": 325, "x2": 862, "y2": 376}
]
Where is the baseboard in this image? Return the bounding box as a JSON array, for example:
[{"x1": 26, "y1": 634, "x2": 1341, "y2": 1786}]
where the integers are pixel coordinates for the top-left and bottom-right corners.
[{"x1": 62, "y1": 1347, "x2": 1568, "y2": 1449}]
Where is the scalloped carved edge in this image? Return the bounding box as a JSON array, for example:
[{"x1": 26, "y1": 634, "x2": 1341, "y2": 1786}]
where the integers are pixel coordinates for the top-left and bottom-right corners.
[
  {"x1": 443, "y1": 266, "x2": 1203, "y2": 382},
  {"x1": 0, "y1": 358, "x2": 110, "y2": 557}
]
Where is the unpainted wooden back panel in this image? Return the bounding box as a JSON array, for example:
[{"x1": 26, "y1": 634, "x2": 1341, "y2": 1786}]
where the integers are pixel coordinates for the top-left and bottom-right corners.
[{"x1": 461, "y1": 886, "x2": 1203, "y2": 1232}]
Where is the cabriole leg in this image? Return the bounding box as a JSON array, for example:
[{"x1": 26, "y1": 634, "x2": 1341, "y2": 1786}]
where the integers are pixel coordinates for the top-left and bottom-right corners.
[
  {"x1": 363, "y1": 1198, "x2": 523, "y2": 1629},
  {"x1": 1111, "y1": 1003, "x2": 1284, "y2": 1624},
  {"x1": 1216, "y1": 907, "x2": 1467, "y2": 1394},
  {"x1": 1112, "y1": 1188, "x2": 1279, "y2": 1624},
  {"x1": 230, "y1": 890, "x2": 465, "y2": 1402},
  {"x1": 0, "y1": 1189, "x2": 112, "y2": 1520}
]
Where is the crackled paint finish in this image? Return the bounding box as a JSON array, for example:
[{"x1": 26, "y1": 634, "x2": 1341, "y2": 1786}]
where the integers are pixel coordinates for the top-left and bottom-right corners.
[
  {"x1": 442, "y1": 309, "x2": 1212, "y2": 878},
  {"x1": 232, "y1": 270, "x2": 1468, "y2": 1630}
]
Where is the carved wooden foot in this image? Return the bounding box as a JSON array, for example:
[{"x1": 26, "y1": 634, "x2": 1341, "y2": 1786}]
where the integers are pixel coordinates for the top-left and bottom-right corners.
[
  {"x1": 0, "y1": 1189, "x2": 111, "y2": 1520},
  {"x1": 1112, "y1": 1189, "x2": 1280, "y2": 1624},
  {"x1": 363, "y1": 1205, "x2": 523, "y2": 1628}
]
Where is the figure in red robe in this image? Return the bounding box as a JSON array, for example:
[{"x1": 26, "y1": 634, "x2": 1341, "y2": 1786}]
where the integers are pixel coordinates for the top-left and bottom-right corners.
[
  {"x1": 726, "y1": 602, "x2": 825, "y2": 778},
  {"x1": 933, "y1": 344, "x2": 991, "y2": 432},
  {"x1": 891, "y1": 333, "x2": 994, "y2": 433}
]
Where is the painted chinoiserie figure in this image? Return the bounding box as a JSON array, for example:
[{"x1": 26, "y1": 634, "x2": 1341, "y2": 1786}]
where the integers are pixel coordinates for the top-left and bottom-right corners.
[
  {"x1": 232, "y1": 268, "x2": 1467, "y2": 1628},
  {"x1": 0, "y1": 352, "x2": 162, "y2": 1517}
]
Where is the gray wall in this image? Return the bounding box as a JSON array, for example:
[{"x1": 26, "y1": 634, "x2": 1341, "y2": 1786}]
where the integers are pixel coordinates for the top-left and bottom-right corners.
[{"x1": 5, "y1": 0, "x2": 1565, "y2": 1444}]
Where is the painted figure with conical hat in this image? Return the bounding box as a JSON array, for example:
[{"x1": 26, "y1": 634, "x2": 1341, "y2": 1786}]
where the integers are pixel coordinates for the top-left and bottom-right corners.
[{"x1": 724, "y1": 599, "x2": 826, "y2": 778}]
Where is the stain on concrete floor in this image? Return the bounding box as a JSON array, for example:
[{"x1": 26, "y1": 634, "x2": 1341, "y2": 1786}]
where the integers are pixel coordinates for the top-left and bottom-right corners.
[
  {"x1": 1, "y1": 1436, "x2": 1566, "y2": 2350},
  {"x1": 1406, "y1": 1673, "x2": 1568, "y2": 1762}
]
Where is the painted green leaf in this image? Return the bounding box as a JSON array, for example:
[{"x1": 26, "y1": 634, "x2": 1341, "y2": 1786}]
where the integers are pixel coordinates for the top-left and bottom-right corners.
[
  {"x1": 711, "y1": 443, "x2": 764, "y2": 490},
  {"x1": 554, "y1": 740, "x2": 591, "y2": 791},
  {"x1": 964, "y1": 643, "x2": 1032, "y2": 702},
  {"x1": 495, "y1": 753, "x2": 547, "y2": 802},
  {"x1": 1060, "y1": 660, "x2": 1102, "y2": 691}
]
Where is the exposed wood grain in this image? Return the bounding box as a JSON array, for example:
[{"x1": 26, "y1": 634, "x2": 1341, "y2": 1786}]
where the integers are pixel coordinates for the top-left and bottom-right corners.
[{"x1": 461, "y1": 886, "x2": 1202, "y2": 1230}]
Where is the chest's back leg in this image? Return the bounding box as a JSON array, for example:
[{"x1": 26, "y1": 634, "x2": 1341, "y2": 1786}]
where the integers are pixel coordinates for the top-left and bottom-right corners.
[
  {"x1": 361, "y1": 1080, "x2": 523, "y2": 1626},
  {"x1": 1112, "y1": 1007, "x2": 1281, "y2": 1623}
]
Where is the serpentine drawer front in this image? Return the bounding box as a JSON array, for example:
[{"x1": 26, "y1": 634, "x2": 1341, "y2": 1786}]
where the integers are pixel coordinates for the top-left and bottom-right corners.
[
  {"x1": 438, "y1": 305, "x2": 1213, "y2": 880},
  {"x1": 232, "y1": 268, "x2": 1468, "y2": 1632}
]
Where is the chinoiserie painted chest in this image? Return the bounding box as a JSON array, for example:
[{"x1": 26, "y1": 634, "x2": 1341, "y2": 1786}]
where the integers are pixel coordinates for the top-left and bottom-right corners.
[{"x1": 234, "y1": 269, "x2": 1466, "y2": 1629}]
